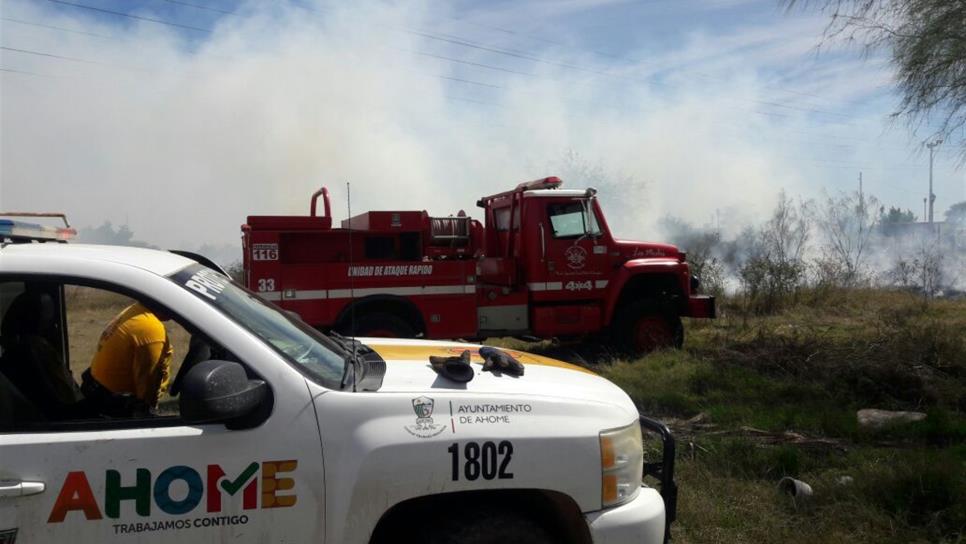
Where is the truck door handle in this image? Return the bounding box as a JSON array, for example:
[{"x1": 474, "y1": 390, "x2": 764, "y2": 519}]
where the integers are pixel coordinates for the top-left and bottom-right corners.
[
  {"x1": 538, "y1": 222, "x2": 546, "y2": 260},
  {"x1": 0, "y1": 480, "x2": 45, "y2": 498}
]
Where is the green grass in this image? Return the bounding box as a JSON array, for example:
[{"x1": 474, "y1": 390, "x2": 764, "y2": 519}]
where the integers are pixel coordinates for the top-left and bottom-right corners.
[{"x1": 519, "y1": 288, "x2": 966, "y2": 543}]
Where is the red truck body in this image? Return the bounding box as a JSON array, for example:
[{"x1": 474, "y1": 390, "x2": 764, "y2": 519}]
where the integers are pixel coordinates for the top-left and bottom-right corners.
[{"x1": 242, "y1": 177, "x2": 715, "y2": 352}]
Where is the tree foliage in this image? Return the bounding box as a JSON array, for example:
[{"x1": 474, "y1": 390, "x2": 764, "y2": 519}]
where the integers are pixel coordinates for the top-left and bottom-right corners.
[
  {"x1": 76, "y1": 221, "x2": 156, "y2": 248},
  {"x1": 879, "y1": 205, "x2": 918, "y2": 235},
  {"x1": 880, "y1": 205, "x2": 917, "y2": 225},
  {"x1": 815, "y1": 190, "x2": 880, "y2": 285},
  {"x1": 738, "y1": 191, "x2": 812, "y2": 312},
  {"x1": 787, "y1": 0, "x2": 966, "y2": 151},
  {"x1": 946, "y1": 200, "x2": 966, "y2": 223}
]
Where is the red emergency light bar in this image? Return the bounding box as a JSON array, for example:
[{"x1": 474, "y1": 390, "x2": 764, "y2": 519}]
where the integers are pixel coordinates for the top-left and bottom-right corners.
[
  {"x1": 478, "y1": 176, "x2": 564, "y2": 207},
  {"x1": 514, "y1": 176, "x2": 562, "y2": 191}
]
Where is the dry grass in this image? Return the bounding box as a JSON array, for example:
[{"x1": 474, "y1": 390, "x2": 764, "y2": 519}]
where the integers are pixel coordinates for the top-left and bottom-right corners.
[
  {"x1": 616, "y1": 290, "x2": 966, "y2": 543},
  {"x1": 507, "y1": 288, "x2": 966, "y2": 542}
]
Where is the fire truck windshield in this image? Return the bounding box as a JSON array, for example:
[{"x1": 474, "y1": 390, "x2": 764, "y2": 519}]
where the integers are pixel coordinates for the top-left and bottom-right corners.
[
  {"x1": 548, "y1": 201, "x2": 601, "y2": 238},
  {"x1": 169, "y1": 263, "x2": 345, "y2": 389}
]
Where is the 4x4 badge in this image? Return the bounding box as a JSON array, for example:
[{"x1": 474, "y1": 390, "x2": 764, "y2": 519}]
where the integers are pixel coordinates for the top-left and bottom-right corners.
[{"x1": 405, "y1": 397, "x2": 447, "y2": 438}]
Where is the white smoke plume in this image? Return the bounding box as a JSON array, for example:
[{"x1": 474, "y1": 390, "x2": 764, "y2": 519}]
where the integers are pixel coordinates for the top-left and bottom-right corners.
[{"x1": 1, "y1": 0, "x2": 960, "y2": 262}]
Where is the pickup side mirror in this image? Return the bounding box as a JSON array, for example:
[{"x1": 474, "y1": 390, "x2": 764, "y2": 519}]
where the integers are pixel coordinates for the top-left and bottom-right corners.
[{"x1": 179, "y1": 360, "x2": 268, "y2": 428}]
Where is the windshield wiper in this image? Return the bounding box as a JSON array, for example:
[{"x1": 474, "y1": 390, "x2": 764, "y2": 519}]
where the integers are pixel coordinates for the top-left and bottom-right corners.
[{"x1": 330, "y1": 331, "x2": 364, "y2": 391}]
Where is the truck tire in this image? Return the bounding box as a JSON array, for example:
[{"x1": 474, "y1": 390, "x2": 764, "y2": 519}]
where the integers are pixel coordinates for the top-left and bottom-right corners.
[
  {"x1": 416, "y1": 506, "x2": 554, "y2": 544},
  {"x1": 345, "y1": 312, "x2": 416, "y2": 338},
  {"x1": 614, "y1": 299, "x2": 683, "y2": 355}
]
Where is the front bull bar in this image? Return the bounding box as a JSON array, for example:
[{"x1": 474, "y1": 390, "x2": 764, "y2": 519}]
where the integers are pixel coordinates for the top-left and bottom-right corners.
[{"x1": 639, "y1": 414, "x2": 677, "y2": 543}]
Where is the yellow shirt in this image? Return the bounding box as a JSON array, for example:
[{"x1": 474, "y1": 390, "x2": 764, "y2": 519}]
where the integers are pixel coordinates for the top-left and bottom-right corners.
[{"x1": 89, "y1": 304, "x2": 173, "y2": 407}]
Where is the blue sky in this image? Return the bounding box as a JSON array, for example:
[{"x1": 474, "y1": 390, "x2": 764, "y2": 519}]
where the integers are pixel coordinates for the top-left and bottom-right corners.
[{"x1": 2, "y1": 0, "x2": 964, "y2": 249}]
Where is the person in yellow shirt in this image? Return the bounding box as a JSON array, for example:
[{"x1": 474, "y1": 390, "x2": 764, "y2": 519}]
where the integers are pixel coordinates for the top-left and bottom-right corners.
[{"x1": 83, "y1": 303, "x2": 173, "y2": 416}]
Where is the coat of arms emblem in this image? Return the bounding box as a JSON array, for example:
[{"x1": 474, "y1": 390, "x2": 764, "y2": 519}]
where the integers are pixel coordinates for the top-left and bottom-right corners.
[
  {"x1": 565, "y1": 245, "x2": 588, "y2": 270},
  {"x1": 412, "y1": 396, "x2": 434, "y2": 418},
  {"x1": 405, "y1": 397, "x2": 447, "y2": 438}
]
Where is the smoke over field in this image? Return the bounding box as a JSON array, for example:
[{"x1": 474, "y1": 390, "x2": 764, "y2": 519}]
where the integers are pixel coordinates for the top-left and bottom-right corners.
[
  {"x1": 2, "y1": 0, "x2": 955, "y2": 256},
  {"x1": 661, "y1": 189, "x2": 966, "y2": 298}
]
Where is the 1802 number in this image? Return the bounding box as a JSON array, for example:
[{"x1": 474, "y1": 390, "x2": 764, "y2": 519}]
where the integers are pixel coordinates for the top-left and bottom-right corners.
[{"x1": 447, "y1": 441, "x2": 514, "y2": 481}]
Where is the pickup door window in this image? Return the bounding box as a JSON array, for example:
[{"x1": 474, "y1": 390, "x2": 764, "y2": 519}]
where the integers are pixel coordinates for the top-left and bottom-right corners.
[{"x1": 0, "y1": 273, "x2": 325, "y2": 543}]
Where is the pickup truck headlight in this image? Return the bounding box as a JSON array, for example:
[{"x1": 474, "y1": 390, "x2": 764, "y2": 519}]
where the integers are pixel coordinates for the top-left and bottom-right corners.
[{"x1": 600, "y1": 422, "x2": 644, "y2": 508}]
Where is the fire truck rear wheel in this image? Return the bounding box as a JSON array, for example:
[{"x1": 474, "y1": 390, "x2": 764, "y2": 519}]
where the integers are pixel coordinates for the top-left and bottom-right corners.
[
  {"x1": 615, "y1": 299, "x2": 683, "y2": 355},
  {"x1": 350, "y1": 312, "x2": 417, "y2": 338},
  {"x1": 415, "y1": 506, "x2": 554, "y2": 544}
]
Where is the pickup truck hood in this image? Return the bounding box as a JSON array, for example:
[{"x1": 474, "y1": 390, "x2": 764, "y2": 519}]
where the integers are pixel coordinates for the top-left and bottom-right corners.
[{"x1": 358, "y1": 338, "x2": 631, "y2": 406}]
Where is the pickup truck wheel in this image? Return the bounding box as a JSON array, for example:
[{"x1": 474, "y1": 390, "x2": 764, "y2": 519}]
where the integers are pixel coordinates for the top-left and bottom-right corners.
[
  {"x1": 615, "y1": 300, "x2": 683, "y2": 355},
  {"x1": 346, "y1": 312, "x2": 416, "y2": 338},
  {"x1": 417, "y1": 507, "x2": 554, "y2": 544}
]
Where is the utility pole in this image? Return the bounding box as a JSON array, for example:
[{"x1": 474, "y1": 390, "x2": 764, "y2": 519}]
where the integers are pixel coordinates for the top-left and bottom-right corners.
[{"x1": 926, "y1": 139, "x2": 942, "y2": 224}]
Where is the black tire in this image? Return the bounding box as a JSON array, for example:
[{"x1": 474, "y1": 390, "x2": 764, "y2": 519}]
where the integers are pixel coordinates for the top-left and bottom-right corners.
[
  {"x1": 613, "y1": 299, "x2": 684, "y2": 355},
  {"x1": 343, "y1": 312, "x2": 416, "y2": 338},
  {"x1": 414, "y1": 506, "x2": 555, "y2": 544}
]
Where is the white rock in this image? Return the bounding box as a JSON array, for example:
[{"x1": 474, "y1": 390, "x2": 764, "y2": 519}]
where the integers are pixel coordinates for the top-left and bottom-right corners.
[{"x1": 856, "y1": 408, "x2": 927, "y2": 430}]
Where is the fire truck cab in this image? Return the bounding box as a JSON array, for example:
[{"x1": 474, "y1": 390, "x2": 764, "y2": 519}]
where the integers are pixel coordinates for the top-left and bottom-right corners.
[{"x1": 242, "y1": 177, "x2": 715, "y2": 353}]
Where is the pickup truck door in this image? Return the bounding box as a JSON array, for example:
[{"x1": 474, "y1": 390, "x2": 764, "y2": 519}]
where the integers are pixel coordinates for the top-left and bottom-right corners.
[{"x1": 0, "y1": 277, "x2": 325, "y2": 543}]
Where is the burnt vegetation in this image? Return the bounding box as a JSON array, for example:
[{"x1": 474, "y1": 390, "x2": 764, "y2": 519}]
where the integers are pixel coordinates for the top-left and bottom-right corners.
[{"x1": 664, "y1": 190, "x2": 966, "y2": 316}]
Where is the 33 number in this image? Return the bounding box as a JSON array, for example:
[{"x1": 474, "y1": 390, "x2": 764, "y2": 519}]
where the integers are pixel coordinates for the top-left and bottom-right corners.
[{"x1": 447, "y1": 441, "x2": 514, "y2": 481}]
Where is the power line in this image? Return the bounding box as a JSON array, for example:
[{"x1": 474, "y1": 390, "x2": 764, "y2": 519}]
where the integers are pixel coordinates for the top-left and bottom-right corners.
[
  {"x1": 1, "y1": 66, "x2": 54, "y2": 77},
  {"x1": 1, "y1": 16, "x2": 115, "y2": 39},
  {"x1": 0, "y1": 41, "x2": 504, "y2": 91},
  {"x1": 1, "y1": 45, "x2": 107, "y2": 66},
  {"x1": 435, "y1": 74, "x2": 502, "y2": 89},
  {"x1": 11, "y1": 1, "x2": 929, "y2": 140},
  {"x1": 288, "y1": 2, "x2": 627, "y2": 80},
  {"x1": 0, "y1": 40, "x2": 910, "y2": 155},
  {"x1": 0, "y1": 35, "x2": 907, "y2": 152},
  {"x1": 435, "y1": 13, "x2": 632, "y2": 64},
  {"x1": 33, "y1": 0, "x2": 861, "y2": 121},
  {"x1": 405, "y1": 30, "x2": 616, "y2": 79},
  {"x1": 43, "y1": 0, "x2": 212, "y2": 33},
  {"x1": 159, "y1": 0, "x2": 236, "y2": 16},
  {"x1": 413, "y1": 50, "x2": 537, "y2": 77},
  {"x1": 0, "y1": 56, "x2": 939, "y2": 184}
]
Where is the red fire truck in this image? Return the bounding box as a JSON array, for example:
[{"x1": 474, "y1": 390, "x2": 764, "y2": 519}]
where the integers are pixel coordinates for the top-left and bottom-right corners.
[{"x1": 242, "y1": 177, "x2": 715, "y2": 353}]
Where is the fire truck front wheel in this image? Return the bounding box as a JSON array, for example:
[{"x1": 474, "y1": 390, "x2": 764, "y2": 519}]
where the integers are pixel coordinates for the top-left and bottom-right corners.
[
  {"x1": 614, "y1": 299, "x2": 684, "y2": 355},
  {"x1": 344, "y1": 312, "x2": 417, "y2": 338}
]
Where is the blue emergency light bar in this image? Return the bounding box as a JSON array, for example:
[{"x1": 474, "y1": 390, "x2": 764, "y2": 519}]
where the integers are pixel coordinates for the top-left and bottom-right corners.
[{"x1": 0, "y1": 213, "x2": 76, "y2": 242}]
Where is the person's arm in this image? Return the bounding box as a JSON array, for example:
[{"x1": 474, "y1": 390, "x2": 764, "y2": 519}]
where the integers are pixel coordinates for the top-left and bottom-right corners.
[{"x1": 132, "y1": 340, "x2": 174, "y2": 407}]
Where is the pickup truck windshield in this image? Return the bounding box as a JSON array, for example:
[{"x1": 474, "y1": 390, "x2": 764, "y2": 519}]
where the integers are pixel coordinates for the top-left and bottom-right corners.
[{"x1": 169, "y1": 263, "x2": 345, "y2": 389}]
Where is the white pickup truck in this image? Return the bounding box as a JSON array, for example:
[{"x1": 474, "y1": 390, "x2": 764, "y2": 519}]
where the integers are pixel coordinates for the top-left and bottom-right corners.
[{"x1": 0, "y1": 220, "x2": 676, "y2": 544}]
